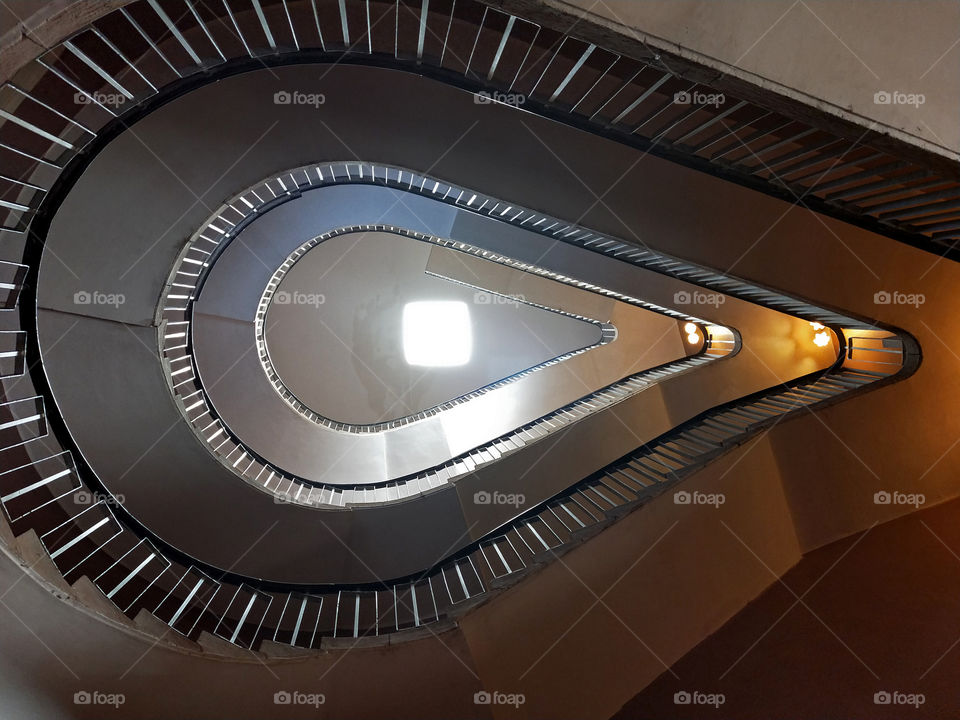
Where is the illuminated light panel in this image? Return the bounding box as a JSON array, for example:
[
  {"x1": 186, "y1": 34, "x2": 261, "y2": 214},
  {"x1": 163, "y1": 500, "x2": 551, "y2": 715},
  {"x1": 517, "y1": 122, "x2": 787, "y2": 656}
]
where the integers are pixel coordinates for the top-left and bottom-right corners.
[{"x1": 402, "y1": 301, "x2": 472, "y2": 367}]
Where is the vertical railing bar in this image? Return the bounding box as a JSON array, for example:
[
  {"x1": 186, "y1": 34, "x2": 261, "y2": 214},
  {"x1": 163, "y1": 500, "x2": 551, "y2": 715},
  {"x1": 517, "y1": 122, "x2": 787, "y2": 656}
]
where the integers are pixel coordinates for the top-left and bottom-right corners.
[
  {"x1": 439, "y1": 0, "x2": 456, "y2": 66},
  {"x1": 5, "y1": 84, "x2": 95, "y2": 135},
  {"x1": 213, "y1": 584, "x2": 242, "y2": 636},
  {"x1": 454, "y1": 561, "x2": 470, "y2": 600},
  {"x1": 548, "y1": 43, "x2": 594, "y2": 102},
  {"x1": 274, "y1": 593, "x2": 291, "y2": 641},
  {"x1": 464, "y1": 6, "x2": 486, "y2": 79},
  {"x1": 93, "y1": 538, "x2": 141, "y2": 582},
  {"x1": 353, "y1": 594, "x2": 360, "y2": 637},
  {"x1": 416, "y1": 0, "x2": 429, "y2": 60},
  {"x1": 90, "y1": 27, "x2": 159, "y2": 91},
  {"x1": 0, "y1": 140, "x2": 60, "y2": 168},
  {"x1": 309, "y1": 597, "x2": 322, "y2": 648},
  {"x1": 120, "y1": 8, "x2": 183, "y2": 76},
  {"x1": 610, "y1": 72, "x2": 671, "y2": 126},
  {"x1": 528, "y1": 35, "x2": 566, "y2": 96},
  {"x1": 221, "y1": 0, "x2": 254, "y2": 57},
  {"x1": 570, "y1": 52, "x2": 618, "y2": 113},
  {"x1": 107, "y1": 553, "x2": 157, "y2": 599},
  {"x1": 229, "y1": 592, "x2": 258, "y2": 643},
  {"x1": 188, "y1": 582, "x2": 221, "y2": 635},
  {"x1": 36, "y1": 56, "x2": 116, "y2": 117},
  {"x1": 63, "y1": 40, "x2": 134, "y2": 97},
  {"x1": 507, "y1": 22, "x2": 540, "y2": 92},
  {"x1": 169, "y1": 578, "x2": 204, "y2": 626},
  {"x1": 337, "y1": 0, "x2": 350, "y2": 45},
  {"x1": 146, "y1": 0, "x2": 203, "y2": 64},
  {"x1": 365, "y1": 0, "x2": 372, "y2": 54},
  {"x1": 249, "y1": 0, "x2": 277, "y2": 49},
  {"x1": 0, "y1": 108, "x2": 74, "y2": 149},
  {"x1": 123, "y1": 562, "x2": 170, "y2": 613},
  {"x1": 332, "y1": 590, "x2": 341, "y2": 637},
  {"x1": 410, "y1": 582, "x2": 420, "y2": 626},
  {"x1": 486, "y1": 14, "x2": 514, "y2": 80},
  {"x1": 185, "y1": 0, "x2": 227, "y2": 61},
  {"x1": 290, "y1": 595, "x2": 307, "y2": 645}
]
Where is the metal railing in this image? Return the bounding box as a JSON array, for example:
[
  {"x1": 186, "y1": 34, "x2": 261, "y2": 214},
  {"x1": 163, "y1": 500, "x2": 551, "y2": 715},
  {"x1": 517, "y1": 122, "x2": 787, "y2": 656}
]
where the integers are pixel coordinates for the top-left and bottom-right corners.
[{"x1": 1, "y1": 0, "x2": 957, "y2": 259}]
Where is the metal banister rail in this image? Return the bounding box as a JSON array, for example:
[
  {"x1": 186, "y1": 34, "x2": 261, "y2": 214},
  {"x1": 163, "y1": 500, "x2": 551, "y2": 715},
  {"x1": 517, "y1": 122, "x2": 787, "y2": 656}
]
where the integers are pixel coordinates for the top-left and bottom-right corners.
[{"x1": 2, "y1": 1, "x2": 958, "y2": 256}]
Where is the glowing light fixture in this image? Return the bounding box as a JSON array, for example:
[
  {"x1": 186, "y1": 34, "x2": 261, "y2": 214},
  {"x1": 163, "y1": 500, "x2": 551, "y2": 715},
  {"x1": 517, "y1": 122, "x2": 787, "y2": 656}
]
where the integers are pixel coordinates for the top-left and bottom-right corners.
[
  {"x1": 402, "y1": 301, "x2": 472, "y2": 367},
  {"x1": 683, "y1": 322, "x2": 698, "y2": 334},
  {"x1": 809, "y1": 321, "x2": 825, "y2": 331},
  {"x1": 813, "y1": 331, "x2": 830, "y2": 347}
]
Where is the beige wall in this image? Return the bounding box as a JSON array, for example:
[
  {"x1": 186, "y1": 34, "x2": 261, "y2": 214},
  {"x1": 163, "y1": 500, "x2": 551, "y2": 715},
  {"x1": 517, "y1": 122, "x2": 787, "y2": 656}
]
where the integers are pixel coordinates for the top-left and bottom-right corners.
[
  {"x1": 615, "y1": 490, "x2": 960, "y2": 719},
  {"x1": 459, "y1": 435, "x2": 801, "y2": 720}
]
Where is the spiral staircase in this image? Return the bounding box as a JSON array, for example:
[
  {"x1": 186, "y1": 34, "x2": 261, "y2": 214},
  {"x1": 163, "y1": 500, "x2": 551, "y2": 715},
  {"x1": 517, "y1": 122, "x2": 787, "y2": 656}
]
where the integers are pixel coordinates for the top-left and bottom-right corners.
[{"x1": 0, "y1": 1, "x2": 953, "y2": 718}]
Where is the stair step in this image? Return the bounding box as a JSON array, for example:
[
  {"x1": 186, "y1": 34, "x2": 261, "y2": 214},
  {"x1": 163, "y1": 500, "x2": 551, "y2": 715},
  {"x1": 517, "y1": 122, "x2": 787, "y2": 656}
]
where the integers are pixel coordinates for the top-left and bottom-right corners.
[
  {"x1": 14, "y1": 529, "x2": 72, "y2": 593},
  {"x1": 259, "y1": 639, "x2": 320, "y2": 658},
  {"x1": 133, "y1": 609, "x2": 202, "y2": 653},
  {"x1": 320, "y1": 633, "x2": 390, "y2": 650},
  {"x1": 197, "y1": 630, "x2": 264, "y2": 659},
  {"x1": 71, "y1": 576, "x2": 133, "y2": 626},
  {"x1": 0, "y1": 509, "x2": 14, "y2": 548}
]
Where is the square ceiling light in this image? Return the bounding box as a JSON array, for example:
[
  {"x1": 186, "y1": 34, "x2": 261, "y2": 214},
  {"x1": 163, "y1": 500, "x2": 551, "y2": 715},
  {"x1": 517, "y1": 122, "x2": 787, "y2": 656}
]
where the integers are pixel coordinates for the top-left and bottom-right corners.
[{"x1": 402, "y1": 301, "x2": 472, "y2": 367}]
